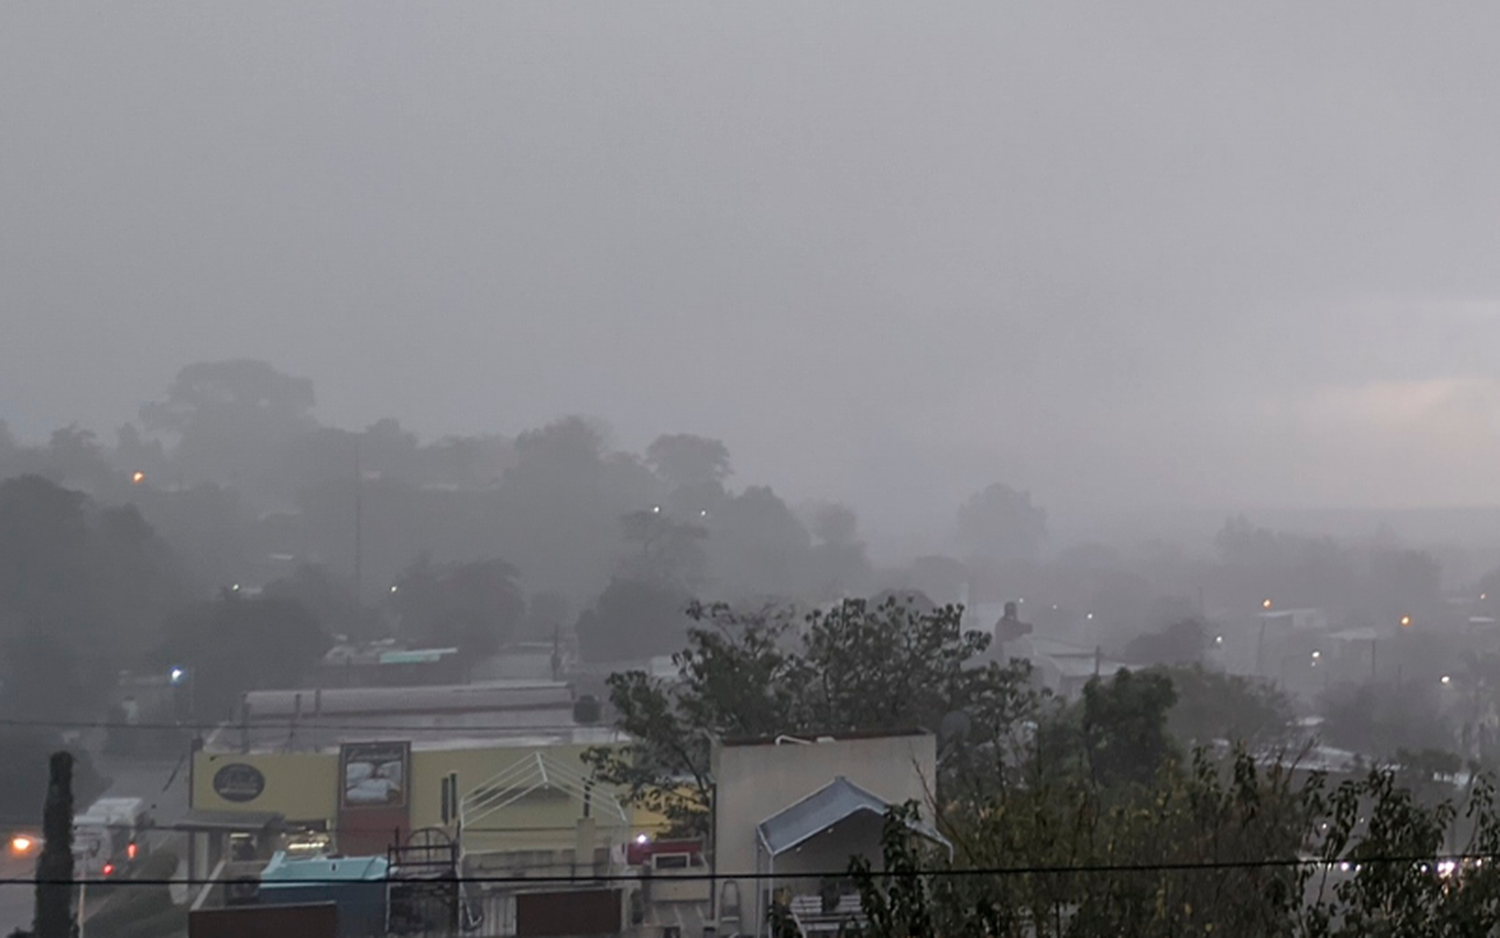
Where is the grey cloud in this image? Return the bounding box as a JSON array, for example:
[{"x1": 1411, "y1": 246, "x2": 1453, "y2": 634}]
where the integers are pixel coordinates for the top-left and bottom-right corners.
[{"x1": 4, "y1": 2, "x2": 1500, "y2": 536}]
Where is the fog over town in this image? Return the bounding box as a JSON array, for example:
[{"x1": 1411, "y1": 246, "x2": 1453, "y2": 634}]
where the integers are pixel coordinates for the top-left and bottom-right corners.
[{"x1": 5, "y1": 5, "x2": 1500, "y2": 937}]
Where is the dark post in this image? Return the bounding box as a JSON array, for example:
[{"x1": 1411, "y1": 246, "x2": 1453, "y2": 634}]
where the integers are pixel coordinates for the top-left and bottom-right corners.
[{"x1": 35, "y1": 752, "x2": 73, "y2": 938}]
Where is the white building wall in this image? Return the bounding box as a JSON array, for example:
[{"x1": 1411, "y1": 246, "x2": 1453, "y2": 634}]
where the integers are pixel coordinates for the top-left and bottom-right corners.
[{"x1": 711, "y1": 732, "x2": 937, "y2": 935}]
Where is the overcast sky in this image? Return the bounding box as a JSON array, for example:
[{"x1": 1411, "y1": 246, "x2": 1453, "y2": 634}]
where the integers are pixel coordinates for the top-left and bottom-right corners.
[{"x1": 5, "y1": 3, "x2": 1500, "y2": 534}]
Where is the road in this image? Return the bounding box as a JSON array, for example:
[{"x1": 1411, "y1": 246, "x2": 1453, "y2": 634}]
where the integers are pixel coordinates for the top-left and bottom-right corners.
[{"x1": 0, "y1": 752, "x2": 192, "y2": 935}]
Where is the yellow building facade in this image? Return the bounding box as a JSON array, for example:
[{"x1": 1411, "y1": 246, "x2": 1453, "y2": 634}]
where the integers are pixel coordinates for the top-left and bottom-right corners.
[{"x1": 192, "y1": 740, "x2": 648, "y2": 861}]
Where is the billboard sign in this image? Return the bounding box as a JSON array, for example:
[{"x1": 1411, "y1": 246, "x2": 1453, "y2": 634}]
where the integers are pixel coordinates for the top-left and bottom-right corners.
[
  {"x1": 339, "y1": 741, "x2": 410, "y2": 810},
  {"x1": 212, "y1": 764, "x2": 267, "y2": 803}
]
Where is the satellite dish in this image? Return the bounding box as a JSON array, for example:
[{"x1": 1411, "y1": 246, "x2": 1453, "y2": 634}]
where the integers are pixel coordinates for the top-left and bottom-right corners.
[{"x1": 939, "y1": 710, "x2": 972, "y2": 744}]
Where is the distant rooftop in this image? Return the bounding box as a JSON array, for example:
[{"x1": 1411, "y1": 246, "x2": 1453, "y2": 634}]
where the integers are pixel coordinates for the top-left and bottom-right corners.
[
  {"x1": 244, "y1": 680, "x2": 571, "y2": 718},
  {"x1": 262, "y1": 852, "x2": 388, "y2": 884},
  {"x1": 720, "y1": 727, "x2": 929, "y2": 748},
  {"x1": 206, "y1": 680, "x2": 609, "y2": 754}
]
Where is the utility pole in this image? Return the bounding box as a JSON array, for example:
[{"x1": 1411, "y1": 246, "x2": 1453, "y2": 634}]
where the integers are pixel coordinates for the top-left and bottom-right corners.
[
  {"x1": 37, "y1": 752, "x2": 73, "y2": 938},
  {"x1": 353, "y1": 435, "x2": 363, "y2": 603}
]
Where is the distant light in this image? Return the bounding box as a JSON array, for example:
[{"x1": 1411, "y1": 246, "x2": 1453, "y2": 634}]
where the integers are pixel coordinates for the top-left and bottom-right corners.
[
  {"x1": 1442, "y1": 675, "x2": 1452, "y2": 685},
  {"x1": 651, "y1": 506, "x2": 661, "y2": 514},
  {"x1": 231, "y1": 583, "x2": 241, "y2": 592},
  {"x1": 126, "y1": 842, "x2": 137, "y2": 860},
  {"x1": 1051, "y1": 605, "x2": 1058, "y2": 611},
  {"x1": 1017, "y1": 598, "x2": 1025, "y2": 604},
  {"x1": 101, "y1": 863, "x2": 115, "y2": 877},
  {"x1": 1262, "y1": 599, "x2": 1273, "y2": 610},
  {"x1": 1215, "y1": 635, "x2": 1224, "y2": 645},
  {"x1": 699, "y1": 510, "x2": 708, "y2": 518},
  {"x1": 1311, "y1": 651, "x2": 1321, "y2": 659},
  {"x1": 10, "y1": 836, "x2": 32, "y2": 854},
  {"x1": 1400, "y1": 615, "x2": 1412, "y2": 628},
  {"x1": 389, "y1": 585, "x2": 399, "y2": 594},
  {"x1": 170, "y1": 667, "x2": 185, "y2": 684},
  {"x1": 1086, "y1": 612, "x2": 1094, "y2": 620},
  {"x1": 130, "y1": 471, "x2": 145, "y2": 484},
  {"x1": 635, "y1": 834, "x2": 649, "y2": 845}
]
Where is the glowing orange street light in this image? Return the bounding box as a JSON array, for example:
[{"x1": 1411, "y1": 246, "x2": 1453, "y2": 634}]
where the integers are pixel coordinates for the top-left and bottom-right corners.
[
  {"x1": 1262, "y1": 599, "x2": 1273, "y2": 610},
  {"x1": 1400, "y1": 615, "x2": 1412, "y2": 628},
  {"x1": 131, "y1": 471, "x2": 145, "y2": 484}
]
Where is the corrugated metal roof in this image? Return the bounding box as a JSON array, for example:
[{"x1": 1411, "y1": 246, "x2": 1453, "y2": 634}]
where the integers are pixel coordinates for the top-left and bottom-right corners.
[
  {"x1": 377, "y1": 648, "x2": 460, "y2": 666},
  {"x1": 758, "y1": 777, "x2": 888, "y2": 856},
  {"x1": 261, "y1": 851, "x2": 388, "y2": 883},
  {"x1": 756, "y1": 777, "x2": 948, "y2": 857},
  {"x1": 244, "y1": 680, "x2": 571, "y2": 717}
]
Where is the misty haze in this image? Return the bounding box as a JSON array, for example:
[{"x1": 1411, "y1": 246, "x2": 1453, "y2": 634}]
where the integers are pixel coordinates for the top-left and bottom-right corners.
[{"x1": 3, "y1": 4, "x2": 1500, "y2": 937}]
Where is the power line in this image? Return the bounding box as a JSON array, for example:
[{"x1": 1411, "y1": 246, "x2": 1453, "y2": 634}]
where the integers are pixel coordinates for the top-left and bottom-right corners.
[
  {"x1": 0, "y1": 716, "x2": 619, "y2": 734},
  {"x1": 0, "y1": 820, "x2": 646, "y2": 835},
  {"x1": 0, "y1": 852, "x2": 1490, "y2": 888}
]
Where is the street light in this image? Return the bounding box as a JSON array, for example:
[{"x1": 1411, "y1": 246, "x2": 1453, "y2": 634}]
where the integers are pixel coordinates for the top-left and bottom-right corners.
[
  {"x1": 1263, "y1": 599, "x2": 1273, "y2": 610},
  {"x1": 1442, "y1": 675, "x2": 1453, "y2": 685},
  {"x1": 1400, "y1": 615, "x2": 1412, "y2": 628},
  {"x1": 170, "y1": 666, "x2": 195, "y2": 726},
  {"x1": 131, "y1": 471, "x2": 145, "y2": 485}
]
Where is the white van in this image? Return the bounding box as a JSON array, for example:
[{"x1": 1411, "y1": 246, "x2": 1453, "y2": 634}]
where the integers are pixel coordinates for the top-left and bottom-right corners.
[{"x1": 72, "y1": 798, "x2": 151, "y2": 879}]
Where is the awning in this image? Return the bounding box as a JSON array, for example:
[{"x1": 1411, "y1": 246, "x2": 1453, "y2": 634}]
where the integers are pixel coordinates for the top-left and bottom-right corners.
[
  {"x1": 173, "y1": 809, "x2": 285, "y2": 834},
  {"x1": 755, "y1": 777, "x2": 948, "y2": 857}
]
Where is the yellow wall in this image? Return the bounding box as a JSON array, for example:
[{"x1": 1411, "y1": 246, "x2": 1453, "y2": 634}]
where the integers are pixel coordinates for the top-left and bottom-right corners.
[
  {"x1": 193, "y1": 743, "x2": 650, "y2": 855},
  {"x1": 192, "y1": 751, "x2": 338, "y2": 821}
]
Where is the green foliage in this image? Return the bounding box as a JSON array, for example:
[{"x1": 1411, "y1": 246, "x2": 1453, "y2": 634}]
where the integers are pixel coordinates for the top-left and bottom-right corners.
[
  {"x1": 575, "y1": 578, "x2": 689, "y2": 663},
  {"x1": 1320, "y1": 681, "x2": 1450, "y2": 758},
  {"x1": 1122, "y1": 618, "x2": 1207, "y2": 667},
  {"x1": 584, "y1": 597, "x2": 1038, "y2": 835},
  {"x1": 391, "y1": 555, "x2": 526, "y2": 656},
  {"x1": 158, "y1": 594, "x2": 330, "y2": 721},
  {"x1": 0, "y1": 733, "x2": 106, "y2": 827},
  {"x1": 262, "y1": 563, "x2": 372, "y2": 641},
  {"x1": 645, "y1": 434, "x2": 732, "y2": 489},
  {"x1": 0, "y1": 477, "x2": 183, "y2": 722},
  {"x1": 851, "y1": 741, "x2": 1500, "y2": 937},
  {"x1": 854, "y1": 746, "x2": 1321, "y2": 938},
  {"x1": 617, "y1": 510, "x2": 707, "y2": 589},
  {"x1": 1081, "y1": 668, "x2": 1179, "y2": 789},
  {"x1": 1159, "y1": 663, "x2": 1293, "y2": 749}
]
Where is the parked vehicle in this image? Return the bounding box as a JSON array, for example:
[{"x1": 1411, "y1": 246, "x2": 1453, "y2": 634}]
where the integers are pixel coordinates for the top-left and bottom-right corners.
[{"x1": 72, "y1": 797, "x2": 152, "y2": 879}]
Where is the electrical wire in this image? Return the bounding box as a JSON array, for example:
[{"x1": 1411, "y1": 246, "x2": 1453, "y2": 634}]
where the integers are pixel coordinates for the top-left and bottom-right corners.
[
  {"x1": 0, "y1": 716, "x2": 617, "y2": 734},
  {"x1": 0, "y1": 852, "x2": 1491, "y2": 888}
]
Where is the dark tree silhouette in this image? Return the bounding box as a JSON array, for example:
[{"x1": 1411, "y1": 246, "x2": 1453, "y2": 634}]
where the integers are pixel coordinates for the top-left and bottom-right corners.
[{"x1": 35, "y1": 752, "x2": 73, "y2": 938}]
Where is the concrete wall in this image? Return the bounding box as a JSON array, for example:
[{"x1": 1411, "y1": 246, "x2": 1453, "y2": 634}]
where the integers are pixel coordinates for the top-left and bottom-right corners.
[{"x1": 711, "y1": 732, "x2": 936, "y2": 934}]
